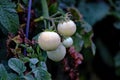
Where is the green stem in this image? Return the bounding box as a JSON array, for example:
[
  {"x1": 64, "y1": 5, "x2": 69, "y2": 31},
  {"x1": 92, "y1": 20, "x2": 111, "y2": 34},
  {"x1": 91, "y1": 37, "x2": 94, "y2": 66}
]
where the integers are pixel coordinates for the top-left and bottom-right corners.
[
  {"x1": 34, "y1": 16, "x2": 44, "y2": 22},
  {"x1": 41, "y1": 0, "x2": 49, "y2": 18},
  {"x1": 41, "y1": 0, "x2": 50, "y2": 29},
  {"x1": 108, "y1": 11, "x2": 120, "y2": 20}
]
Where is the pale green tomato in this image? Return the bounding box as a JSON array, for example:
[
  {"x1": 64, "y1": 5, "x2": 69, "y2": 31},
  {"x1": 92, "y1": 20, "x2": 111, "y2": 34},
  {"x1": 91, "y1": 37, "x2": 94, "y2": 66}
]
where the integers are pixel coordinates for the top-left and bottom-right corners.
[
  {"x1": 47, "y1": 44, "x2": 66, "y2": 62},
  {"x1": 57, "y1": 20, "x2": 76, "y2": 37},
  {"x1": 63, "y1": 37, "x2": 73, "y2": 48},
  {"x1": 38, "y1": 31, "x2": 61, "y2": 51}
]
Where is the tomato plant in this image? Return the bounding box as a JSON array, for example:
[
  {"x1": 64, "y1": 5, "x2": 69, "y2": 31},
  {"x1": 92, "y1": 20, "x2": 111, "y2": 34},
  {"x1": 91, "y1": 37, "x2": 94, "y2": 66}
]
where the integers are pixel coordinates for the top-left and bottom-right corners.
[{"x1": 0, "y1": 0, "x2": 96, "y2": 80}]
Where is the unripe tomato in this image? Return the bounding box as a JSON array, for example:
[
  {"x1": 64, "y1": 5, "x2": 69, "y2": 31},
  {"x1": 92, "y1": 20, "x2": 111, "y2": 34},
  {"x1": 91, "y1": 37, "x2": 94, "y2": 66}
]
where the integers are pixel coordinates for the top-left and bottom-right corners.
[
  {"x1": 47, "y1": 44, "x2": 66, "y2": 62},
  {"x1": 62, "y1": 37, "x2": 73, "y2": 48},
  {"x1": 38, "y1": 31, "x2": 61, "y2": 51},
  {"x1": 57, "y1": 20, "x2": 76, "y2": 37}
]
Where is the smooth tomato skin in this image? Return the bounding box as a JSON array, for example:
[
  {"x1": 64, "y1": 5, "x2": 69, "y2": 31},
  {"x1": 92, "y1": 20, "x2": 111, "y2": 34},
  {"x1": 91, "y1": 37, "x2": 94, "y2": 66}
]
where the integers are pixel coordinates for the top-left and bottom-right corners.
[
  {"x1": 47, "y1": 44, "x2": 66, "y2": 62},
  {"x1": 62, "y1": 37, "x2": 73, "y2": 48},
  {"x1": 57, "y1": 20, "x2": 76, "y2": 37},
  {"x1": 38, "y1": 31, "x2": 61, "y2": 51}
]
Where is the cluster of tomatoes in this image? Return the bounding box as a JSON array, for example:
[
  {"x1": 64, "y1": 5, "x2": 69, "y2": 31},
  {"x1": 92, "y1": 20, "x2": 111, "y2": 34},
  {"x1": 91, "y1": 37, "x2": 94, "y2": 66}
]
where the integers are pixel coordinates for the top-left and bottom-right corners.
[{"x1": 38, "y1": 20, "x2": 76, "y2": 62}]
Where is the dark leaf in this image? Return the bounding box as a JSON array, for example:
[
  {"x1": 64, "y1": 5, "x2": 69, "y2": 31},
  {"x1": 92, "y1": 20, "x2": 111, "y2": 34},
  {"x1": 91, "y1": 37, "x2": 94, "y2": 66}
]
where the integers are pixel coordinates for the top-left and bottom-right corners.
[
  {"x1": 78, "y1": 2, "x2": 109, "y2": 25},
  {"x1": 114, "y1": 21, "x2": 120, "y2": 29},
  {"x1": 114, "y1": 52, "x2": 120, "y2": 67},
  {"x1": 115, "y1": 68, "x2": 120, "y2": 76},
  {"x1": 0, "y1": 38, "x2": 7, "y2": 60},
  {"x1": 33, "y1": 33, "x2": 40, "y2": 41},
  {"x1": 22, "y1": 0, "x2": 28, "y2": 5},
  {"x1": 81, "y1": 21, "x2": 92, "y2": 33},
  {"x1": 59, "y1": 0, "x2": 76, "y2": 6},
  {"x1": 67, "y1": 7, "x2": 83, "y2": 21},
  {"x1": 49, "y1": 2, "x2": 58, "y2": 15},
  {"x1": 7, "y1": 73, "x2": 19, "y2": 80},
  {"x1": 0, "y1": 64, "x2": 8, "y2": 80},
  {"x1": 72, "y1": 33, "x2": 84, "y2": 52},
  {"x1": 82, "y1": 31, "x2": 93, "y2": 48},
  {"x1": 96, "y1": 40, "x2": 114, "y2": 67},
  {"x1": 0, "y1": 0, "x2": 19, "y2": 34}
]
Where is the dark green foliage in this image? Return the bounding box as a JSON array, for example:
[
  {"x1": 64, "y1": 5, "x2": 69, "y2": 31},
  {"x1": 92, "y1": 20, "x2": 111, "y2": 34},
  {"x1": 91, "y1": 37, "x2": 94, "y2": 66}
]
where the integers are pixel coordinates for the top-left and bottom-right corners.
[
  {"x1": 0, "y1": 0, "x2": 120, "y2": 80},
  {"x1": 78, "y1": 2, "x2": 109, "y2": 25},
  {"x1": 0, "y1": 0, "x2": 19, "y2": 35},
  {"x1": 0, "y1": 58, "x2": 51, "y2": 80}
]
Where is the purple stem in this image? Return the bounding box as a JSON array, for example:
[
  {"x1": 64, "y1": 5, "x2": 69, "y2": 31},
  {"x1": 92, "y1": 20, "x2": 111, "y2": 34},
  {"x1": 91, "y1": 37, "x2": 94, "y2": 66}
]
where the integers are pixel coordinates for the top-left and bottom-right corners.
[
  {"x1": 24, "y1": 0, "x2": 32, "y2": 56},
  {"x1": 26, "y1": 0, "x2": 32, "y2": 38}
]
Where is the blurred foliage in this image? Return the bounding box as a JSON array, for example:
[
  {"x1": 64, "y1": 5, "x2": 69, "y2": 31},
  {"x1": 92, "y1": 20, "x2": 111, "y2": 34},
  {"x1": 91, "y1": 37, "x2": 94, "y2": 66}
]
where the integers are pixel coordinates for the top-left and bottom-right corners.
[
  {"x1": 78, "y1": 2, "x2": 109, "y2": 25},
  {"x1": 58, "y1": 0, "x2": 120, "y2": 80},
  {"x1": 0, "y1": 0, "x2": 120, "y2": 80}
]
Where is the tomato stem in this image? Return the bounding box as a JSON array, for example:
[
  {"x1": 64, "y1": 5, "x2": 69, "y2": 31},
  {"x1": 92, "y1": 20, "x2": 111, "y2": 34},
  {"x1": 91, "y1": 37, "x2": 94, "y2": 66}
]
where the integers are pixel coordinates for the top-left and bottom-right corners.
[
  {"x1": 41, "y1": 0, "x2": 50, "y2": 29},
  {"x1": 34, "y1": 16, "x2": 44, "y2": 22}
]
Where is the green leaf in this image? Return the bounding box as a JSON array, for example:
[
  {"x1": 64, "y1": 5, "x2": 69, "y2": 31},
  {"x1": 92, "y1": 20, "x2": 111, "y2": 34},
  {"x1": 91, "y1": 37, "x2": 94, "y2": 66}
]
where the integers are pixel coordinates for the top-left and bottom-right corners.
[
  {"x1": 0, "y1": 0, "x2": 19, "y2": 34},
  {"x1": 36, "y1": 45, "x2": 40, "y2": 54},
  {"x1": 114, "y1": 21, "x2": 120, "y2": 29},
  {"x1": 7, "y1": 73, "x2": 19, "y2": 80},
  {"x1": 81, "y1": 21, "x2": 92, "y2": 33},
  {"x1": 41, "y1": 51, "x2": 48, "y2": 61},
  {"x1": 78, "y1": 2, "x2": 109, "y2": 25},
  {"x1": 91, "y1": 41, "x2": 96, "y2": 55},
  {"x1": 24, "y1": 75, "x2": 35, "y2": 80},
  {"x1": 82, "y1": 48, "x2": 94, "y2": 62},
  {"x1": 33, "y1": 67, "x2": 51, "y2": 80},
  {"x1": 33, "y1": 33, "x2": 40, "y2": 41},
  {"x1": 26, "y1": 46, "x2": 34, "y2": 53},
  {"x1": 29, "y1": 58, "x2": 39, "y2": 69},
  {"x1": 96, "y1": 40, "x2": 114, "y2": 67},
  {"x1": 82, "y1": 31, "x2": 93, "y2": 48},
  {"x1": 19, "y1": 57, "x2": 30, "y2": 63},
  {"x1": 68, "y1": 7, "x2": 83, "y2": 21},
  {"x1": 0, "y1": 38, "x2": 7, "y2": 60},
  {"x1": 72, "y1": 33, "x2": 84, "y2": 52},
  {"x1": 49, "y1": 2, "x2": 58, "y2": 15},
  {"x1": 115, "y1": 53, "x2": 120, "y2": 76},
  {"x1": 22, "y1": 0, "x2": 28, "y2": 5},
  {"x1": 0, "y1": 64, "x2": 8, "y2": 80},
  {"x1": 115, "y1": 68, "x2": 120, "y2": 76},
  {"x1": 59, "y1": 0, "x2": 76, "y2": 6},
  {"x1": 29, "y1": 58, "x2": 39, "y2": 65},
  {"x1": 39, "y1": 61, "x2": 47, "y2": 71},
  {"x1": 8, "y1": 58, "x2": 26, "y2": 75},
  {"x1": 114, "y1": 52, "x2": 120, "y2": 67},
  {"x1": 109, "y1": 11, "x2": 120, "y2": 20}
]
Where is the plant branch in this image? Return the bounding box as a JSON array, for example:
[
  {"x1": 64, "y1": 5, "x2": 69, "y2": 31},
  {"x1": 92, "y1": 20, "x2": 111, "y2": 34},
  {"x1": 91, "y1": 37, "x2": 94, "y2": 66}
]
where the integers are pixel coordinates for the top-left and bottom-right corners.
[
  {"x1": 26, "y1": 0, "x2": 32, "y2": 38},
  {"x1": 24, "y1": 0, "x2": 32, "y2": 56},
  {"x1": 41, "y1": 0, "x2": 50, "y2": 29}
]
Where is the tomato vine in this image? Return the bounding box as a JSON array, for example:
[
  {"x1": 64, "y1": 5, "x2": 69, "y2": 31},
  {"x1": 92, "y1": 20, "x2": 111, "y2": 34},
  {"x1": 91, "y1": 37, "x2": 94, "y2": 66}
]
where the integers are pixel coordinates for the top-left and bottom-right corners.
[{"x1": 0, "y1": 0, "x2": 96, "y2": 80}]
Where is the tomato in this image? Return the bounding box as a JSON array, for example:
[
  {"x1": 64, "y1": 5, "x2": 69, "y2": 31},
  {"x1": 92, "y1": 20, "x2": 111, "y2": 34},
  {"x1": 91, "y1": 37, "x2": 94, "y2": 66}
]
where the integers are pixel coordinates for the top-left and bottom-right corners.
[
  {"x1": 57, "y1": 20, "x2": 76, "y2": 37},
  {"x1": 38, "y1": 31, "x2": 61, "y2": 51},
  {"x1": 62, "y1": 37, "x2": 73, "y2": 48},
  {"x1": 47, "y1": 44, "x2": 66, "y2": 62}
]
